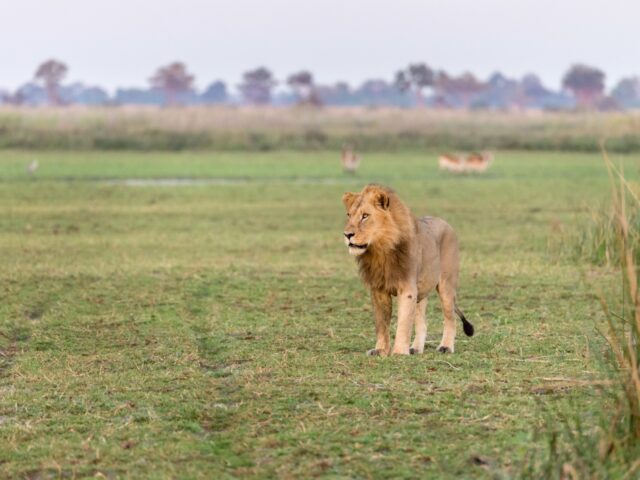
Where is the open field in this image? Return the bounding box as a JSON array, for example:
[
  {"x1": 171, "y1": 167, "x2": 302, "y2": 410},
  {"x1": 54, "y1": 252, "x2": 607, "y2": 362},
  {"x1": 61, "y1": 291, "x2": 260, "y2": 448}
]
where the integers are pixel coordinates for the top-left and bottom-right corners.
[
  {"x1": 0, "y1": 150, "x2": 637, "y2": 478},
  {"x1": 2, "y1": 107, "x2": 640, "y2": 152}
]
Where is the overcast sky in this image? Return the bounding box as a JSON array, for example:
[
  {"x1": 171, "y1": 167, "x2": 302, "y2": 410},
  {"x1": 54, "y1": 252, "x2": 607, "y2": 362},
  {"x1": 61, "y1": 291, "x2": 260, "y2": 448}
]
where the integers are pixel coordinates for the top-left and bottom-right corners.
[{"x1": 2, "y1": 0, "x2": 637, "y2": 93}]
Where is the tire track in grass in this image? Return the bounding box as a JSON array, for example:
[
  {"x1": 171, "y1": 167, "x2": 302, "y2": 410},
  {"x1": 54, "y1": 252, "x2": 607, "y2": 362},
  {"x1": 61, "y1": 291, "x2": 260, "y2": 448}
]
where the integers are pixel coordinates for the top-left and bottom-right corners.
[
  {"x1": 181, "y1": 272, "x2": 260, "y2": 472},
  {"x1": 0, "y1": 276, "x2": 75, "y2": 380},
  {"x1": 0, "y1": 273, "x2": 242, "y2": 477}
]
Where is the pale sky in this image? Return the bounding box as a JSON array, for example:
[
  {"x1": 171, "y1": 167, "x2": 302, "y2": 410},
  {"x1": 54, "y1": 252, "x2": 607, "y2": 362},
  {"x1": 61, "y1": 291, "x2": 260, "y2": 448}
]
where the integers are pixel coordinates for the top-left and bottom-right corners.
[{"x1": 2, "y1": 0, "x2": 637, "y2": 93}]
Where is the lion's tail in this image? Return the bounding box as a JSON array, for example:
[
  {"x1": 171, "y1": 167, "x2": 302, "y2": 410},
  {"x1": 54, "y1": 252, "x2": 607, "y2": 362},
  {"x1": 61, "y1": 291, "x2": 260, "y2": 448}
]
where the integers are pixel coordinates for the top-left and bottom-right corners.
[{"x1": 455, "y1": 305, "x2": 474, "y2": 337}]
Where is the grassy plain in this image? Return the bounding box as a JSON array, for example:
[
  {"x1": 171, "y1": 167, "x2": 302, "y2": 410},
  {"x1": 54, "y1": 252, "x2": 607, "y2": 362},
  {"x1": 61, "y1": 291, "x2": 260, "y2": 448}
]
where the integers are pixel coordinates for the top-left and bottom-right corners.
[
  {"x1": 0, "y1": 149, "x2": 636, "y2": 478},
  {"x1": 2, "y1": 107, "x2": 640, "y2": 152}
]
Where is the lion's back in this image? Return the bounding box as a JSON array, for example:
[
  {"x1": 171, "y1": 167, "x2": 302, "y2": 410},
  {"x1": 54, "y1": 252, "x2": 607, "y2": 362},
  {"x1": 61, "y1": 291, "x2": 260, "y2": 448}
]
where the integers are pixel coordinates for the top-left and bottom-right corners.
[
  {"x1": 417, "y1": 216, "x2": 459, "y2": 284},
  {"x1": 418, "y1": 216, "x2": 456, "y2": 245}
]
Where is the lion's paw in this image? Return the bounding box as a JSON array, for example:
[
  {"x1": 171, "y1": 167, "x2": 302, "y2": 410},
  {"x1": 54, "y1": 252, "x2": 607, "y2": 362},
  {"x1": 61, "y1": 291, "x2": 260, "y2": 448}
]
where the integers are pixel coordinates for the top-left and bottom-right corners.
[
  {"x1": 409, "y1": 347, "x2": 423, "y2": 355},
  {"x1": 437, "y1": 345, "x2": 453, "y2": 354},
  {"x1": 367, "y1": 348, "x2": 384, "y2": 356}
]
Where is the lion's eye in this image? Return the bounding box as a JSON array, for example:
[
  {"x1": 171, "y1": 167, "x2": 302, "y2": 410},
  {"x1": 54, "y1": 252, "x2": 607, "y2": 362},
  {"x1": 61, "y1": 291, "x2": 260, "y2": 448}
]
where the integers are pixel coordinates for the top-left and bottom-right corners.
[
  {"x1": 346, "y1": 213, "x2": 351, "y2": 217},
  {"x1": 362, "y1": 213, "x2": 369, "y2": 220}
]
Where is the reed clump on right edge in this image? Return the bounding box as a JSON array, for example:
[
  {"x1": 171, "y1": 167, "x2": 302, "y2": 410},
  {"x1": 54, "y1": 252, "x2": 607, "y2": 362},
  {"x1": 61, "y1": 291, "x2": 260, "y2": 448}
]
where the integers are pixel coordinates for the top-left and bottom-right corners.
[
  {"x1": 525, "y1": 148, "x2": 640, "y2": 478},
  {"x1": 593, "y1": 149, "x2": 640, "y2": 477}
]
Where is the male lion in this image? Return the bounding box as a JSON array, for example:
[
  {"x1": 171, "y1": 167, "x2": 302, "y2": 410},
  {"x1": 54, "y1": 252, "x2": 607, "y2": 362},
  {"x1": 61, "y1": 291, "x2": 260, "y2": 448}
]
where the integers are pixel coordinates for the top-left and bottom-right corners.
[{"x1": 342, "y1": 184, "x2": 474, "y2": 356}]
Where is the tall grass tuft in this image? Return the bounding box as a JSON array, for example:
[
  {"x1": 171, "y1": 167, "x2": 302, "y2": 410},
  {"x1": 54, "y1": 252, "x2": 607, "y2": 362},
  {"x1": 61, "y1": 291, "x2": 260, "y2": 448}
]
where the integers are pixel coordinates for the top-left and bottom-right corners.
[
  {"x1": 528, "y1": 149, "x2": 640, "y2": 478},
  {"x1": 569, "y1": 204, "x2": 640, "y2": 267},
  {"x1": 567, "y1": 154, "x2": 640, "y2": 267},
  {"x1": 599, "y1": 148, "x2": 640, "y2": 458}
]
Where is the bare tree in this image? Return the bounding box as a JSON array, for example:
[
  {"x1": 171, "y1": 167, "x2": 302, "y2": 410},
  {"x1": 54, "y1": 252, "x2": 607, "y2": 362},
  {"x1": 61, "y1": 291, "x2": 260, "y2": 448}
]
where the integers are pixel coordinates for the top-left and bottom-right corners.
[
  {"x1": 2, "y1": 90, "x2": 25, "y2": 106},
  {"x1": 149, "y1": 62, "x2": 195, "y2": 106},
  {"x1": 239, "y1": 67, "x2": 276, "y2": 105},
  {"x1": 201, "y1": 80, "x2": 228, "y2": 104},
  {"x1": 562, "y1": 64, "x2": 605, "y2": 108},
  {"x1": 287, "y1": 70, "x2": 321, "y2": 106},
  {"x1": 432, "y1": 70, "x2": 452, "y2": 107},
  {"x1": 520, "y1": 73, "x2": 548, "y2": 97},
  {"x1": 394, "y1": 63, "x2": 434, "y2": 106},
  {"x1": 611, "y1": 77, "x2": 640, "y2": 108},
  {"x1": 34, "y1": 59, "x2": 68, "y2": 106},
  {"x1": 438, "y1": 72, "x2": 485, "y2": 108}
]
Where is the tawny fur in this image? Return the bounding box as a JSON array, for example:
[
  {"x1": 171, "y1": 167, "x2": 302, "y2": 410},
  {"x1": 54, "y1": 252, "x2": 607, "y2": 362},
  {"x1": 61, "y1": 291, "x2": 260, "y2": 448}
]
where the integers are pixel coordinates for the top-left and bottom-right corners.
[
  {"x1": 438, "y1": 153, "x2": 466, "y2": 172},
  {"x1": 465, "y1": 151, "x2": 493, "y2": 172},
  {"x1": 342, "y1": 184, "x2": 474, "y2": 356}
]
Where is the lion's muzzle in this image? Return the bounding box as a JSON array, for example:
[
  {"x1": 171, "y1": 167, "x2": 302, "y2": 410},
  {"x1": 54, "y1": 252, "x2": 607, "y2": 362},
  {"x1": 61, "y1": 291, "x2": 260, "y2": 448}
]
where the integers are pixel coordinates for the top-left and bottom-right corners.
[
  {"x1": 347, "y1": 242, "x2": 368, "y2": 256},
  {"x1": 344, "y1": 232, "x2": 367, "y2": 255}
]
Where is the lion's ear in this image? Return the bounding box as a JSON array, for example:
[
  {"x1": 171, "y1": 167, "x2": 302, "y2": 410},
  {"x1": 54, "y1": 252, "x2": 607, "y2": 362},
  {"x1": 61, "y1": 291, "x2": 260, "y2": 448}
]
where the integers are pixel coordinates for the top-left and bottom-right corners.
[
  {"x1": 342, "y1": 192, "x2": 358, "y2": 210},
  {"x1": 375, "y1": 191, "x2": 390, "y2": 210}
]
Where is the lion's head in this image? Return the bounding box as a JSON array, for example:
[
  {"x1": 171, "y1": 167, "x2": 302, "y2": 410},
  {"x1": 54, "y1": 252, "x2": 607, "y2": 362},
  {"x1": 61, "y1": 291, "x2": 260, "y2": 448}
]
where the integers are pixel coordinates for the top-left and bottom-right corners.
[{"x1": 342, "y1": 184, "x2": 410, "y2": 256}]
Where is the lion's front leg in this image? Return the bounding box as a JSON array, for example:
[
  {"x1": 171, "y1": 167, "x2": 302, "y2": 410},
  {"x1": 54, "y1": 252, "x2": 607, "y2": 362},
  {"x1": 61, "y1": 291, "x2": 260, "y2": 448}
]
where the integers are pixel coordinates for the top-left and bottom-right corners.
[
  {"x1": 368, "y1": 289, "x2": 392, "y2": 356},
  {"x1": 391, "y1": 285, "x2": 417, "y2": 355}
]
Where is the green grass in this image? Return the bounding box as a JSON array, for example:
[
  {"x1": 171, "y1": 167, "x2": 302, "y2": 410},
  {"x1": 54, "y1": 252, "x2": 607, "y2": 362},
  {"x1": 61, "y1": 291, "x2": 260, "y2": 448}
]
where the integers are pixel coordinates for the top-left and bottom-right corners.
[{"x1": 0, "y1": 150, "x2": 637, "y2": 478}]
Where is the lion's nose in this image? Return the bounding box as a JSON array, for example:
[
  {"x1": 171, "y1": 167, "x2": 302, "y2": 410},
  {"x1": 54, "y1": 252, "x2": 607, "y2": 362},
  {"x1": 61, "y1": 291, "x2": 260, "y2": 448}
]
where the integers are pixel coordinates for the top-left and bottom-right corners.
[{"x1": 344, "y1": 232, "x2": 354, "y2": 240}]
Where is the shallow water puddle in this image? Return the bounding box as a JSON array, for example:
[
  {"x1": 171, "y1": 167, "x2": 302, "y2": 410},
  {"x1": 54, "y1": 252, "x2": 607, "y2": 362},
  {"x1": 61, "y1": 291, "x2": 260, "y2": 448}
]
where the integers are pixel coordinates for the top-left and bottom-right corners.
[{"x1": 101, "y1": 177, "x2": 362, "y2": 186}]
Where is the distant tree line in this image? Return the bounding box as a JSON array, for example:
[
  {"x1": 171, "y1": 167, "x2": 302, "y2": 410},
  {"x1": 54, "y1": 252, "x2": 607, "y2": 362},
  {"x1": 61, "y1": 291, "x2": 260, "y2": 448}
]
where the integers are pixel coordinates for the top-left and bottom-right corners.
[{"x1": 2, "y1": 59, "x2": 640, "y2": 110}]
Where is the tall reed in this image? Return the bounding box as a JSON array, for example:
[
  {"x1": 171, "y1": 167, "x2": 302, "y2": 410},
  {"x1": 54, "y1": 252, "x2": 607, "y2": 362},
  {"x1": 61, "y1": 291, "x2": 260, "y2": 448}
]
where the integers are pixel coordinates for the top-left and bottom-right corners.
[
  {"x1": 527, "y1": 149, "x2": 640, "y2": 478},
  {"x1": 597, "y1": 149, "x2": 640, "y2": 467}
]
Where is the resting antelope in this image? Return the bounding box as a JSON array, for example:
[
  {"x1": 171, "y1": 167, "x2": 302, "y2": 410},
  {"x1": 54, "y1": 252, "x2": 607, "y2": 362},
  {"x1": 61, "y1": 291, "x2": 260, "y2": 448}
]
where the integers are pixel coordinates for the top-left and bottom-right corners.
[
  {"x1": 438, "y1": 153, "x2": 466, "y2": 172},
  {"x1": 465, "y1": 151, "x2": 493, "y2": 172},
  {"x1": 438, "y1": 151, "x2": 493, "y2": 173}
]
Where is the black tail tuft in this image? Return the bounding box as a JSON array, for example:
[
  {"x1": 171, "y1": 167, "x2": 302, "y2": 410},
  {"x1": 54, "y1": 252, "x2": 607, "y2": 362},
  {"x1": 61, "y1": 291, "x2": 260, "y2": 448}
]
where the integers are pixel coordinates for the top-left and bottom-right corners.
[
  {"x1": 455, "y1": 306, "x2": 475, "y2": 337},
  {"x1": 462, "y1": 318, "x2": 474, "y2": 337}
]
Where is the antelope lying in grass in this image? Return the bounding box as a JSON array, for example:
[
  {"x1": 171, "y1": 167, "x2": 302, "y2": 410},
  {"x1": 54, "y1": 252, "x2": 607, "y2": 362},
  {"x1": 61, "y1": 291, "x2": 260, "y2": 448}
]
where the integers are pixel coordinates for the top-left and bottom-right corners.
[
  {"x1": 438, "y1": 153, "x2": 466, "y2": 172},
  {"x1": 465, "y1": 151, "x2": 494, "y2": 172},
  {"x1": 438, "y1": 151, "x2": 493, "y2": 173}
]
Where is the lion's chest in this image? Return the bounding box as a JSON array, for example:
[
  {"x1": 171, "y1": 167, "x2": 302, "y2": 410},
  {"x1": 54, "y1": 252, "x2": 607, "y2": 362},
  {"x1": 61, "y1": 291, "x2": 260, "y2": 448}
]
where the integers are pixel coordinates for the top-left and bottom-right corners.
[{"x1": 357, "y1": 240, "x2": 422, "y2": 295}]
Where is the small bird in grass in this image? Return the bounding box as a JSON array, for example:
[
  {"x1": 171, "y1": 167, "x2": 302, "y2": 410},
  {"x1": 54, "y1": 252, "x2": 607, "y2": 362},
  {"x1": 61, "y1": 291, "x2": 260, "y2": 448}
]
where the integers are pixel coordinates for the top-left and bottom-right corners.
[{"x1": 27, "y1": 159, "x2": 39, "y2": 176}]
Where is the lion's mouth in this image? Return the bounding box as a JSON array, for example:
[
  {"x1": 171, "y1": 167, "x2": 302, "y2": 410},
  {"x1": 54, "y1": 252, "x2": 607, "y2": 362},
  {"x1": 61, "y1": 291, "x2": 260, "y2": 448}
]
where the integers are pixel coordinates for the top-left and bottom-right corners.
[{"x1": 348, "y1": 242, "x2": 368, "y2": 250}]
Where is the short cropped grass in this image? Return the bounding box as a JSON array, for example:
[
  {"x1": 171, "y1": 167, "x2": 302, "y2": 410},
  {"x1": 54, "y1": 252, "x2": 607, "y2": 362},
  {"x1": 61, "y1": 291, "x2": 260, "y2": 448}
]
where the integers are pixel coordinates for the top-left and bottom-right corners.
[{"x1": 0, "y1": 150, "x2": 638, "y2": 478}]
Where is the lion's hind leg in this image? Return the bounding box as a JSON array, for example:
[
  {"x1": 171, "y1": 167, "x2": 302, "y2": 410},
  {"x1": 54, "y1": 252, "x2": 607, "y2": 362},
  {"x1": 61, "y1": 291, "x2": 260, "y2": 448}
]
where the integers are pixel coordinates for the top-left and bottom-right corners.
[
  {"x1": 410, "y1": 297, "x2": 428, "y2": 354},
  {"x1": 436, "y1": 282, "x2": 457, "y2": 353}
]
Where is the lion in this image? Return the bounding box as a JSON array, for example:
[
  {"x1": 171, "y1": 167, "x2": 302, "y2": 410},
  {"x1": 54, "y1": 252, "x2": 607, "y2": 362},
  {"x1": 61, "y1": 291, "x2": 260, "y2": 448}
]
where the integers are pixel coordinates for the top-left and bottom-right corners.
[{"x1": 342, "y1": 184, "x2": 474, "y2": 356}]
